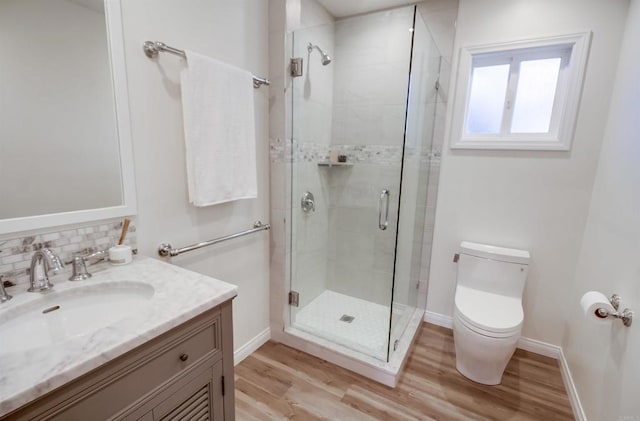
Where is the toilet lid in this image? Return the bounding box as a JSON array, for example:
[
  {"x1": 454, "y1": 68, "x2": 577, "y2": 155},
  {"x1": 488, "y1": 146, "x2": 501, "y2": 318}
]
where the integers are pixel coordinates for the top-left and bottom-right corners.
[{"x1": 454, "y1": 286, "x2": 523, "y2": 334}]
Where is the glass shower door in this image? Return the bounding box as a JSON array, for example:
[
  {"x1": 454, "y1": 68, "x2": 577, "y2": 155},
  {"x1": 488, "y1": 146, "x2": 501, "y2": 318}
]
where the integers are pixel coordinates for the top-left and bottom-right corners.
[
  {"x1": 389, "y1": 9, "x2": 442, "y2": 357},
  {"x1": 288, "y1": 6, "x2": 416, "y2": 362}
]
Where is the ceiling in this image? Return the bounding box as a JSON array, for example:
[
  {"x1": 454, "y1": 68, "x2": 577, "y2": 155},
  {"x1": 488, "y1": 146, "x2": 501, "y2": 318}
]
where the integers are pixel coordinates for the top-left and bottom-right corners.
[
  {"x1": 66, "y1": 0, "x2": 105, "y2": 14},
  {"x1": 316, "y1": 0, "x2": 417, "y2": 18}
]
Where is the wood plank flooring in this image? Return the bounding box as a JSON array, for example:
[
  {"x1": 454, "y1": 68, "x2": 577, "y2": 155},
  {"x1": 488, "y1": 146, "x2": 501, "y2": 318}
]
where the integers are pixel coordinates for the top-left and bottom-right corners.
[{"x1": 234, "y1": 323, "x2": 574, "y2": 420}]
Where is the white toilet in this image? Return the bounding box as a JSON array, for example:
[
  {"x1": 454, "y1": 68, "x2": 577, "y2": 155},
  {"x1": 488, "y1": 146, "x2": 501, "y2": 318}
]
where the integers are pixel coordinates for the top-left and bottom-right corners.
[{"x1": 452, "y1": 241, "x2": 530, "y2": 385}]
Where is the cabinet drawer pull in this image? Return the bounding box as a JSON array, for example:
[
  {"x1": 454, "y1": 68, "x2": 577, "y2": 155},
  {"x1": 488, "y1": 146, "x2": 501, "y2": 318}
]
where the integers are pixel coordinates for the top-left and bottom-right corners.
[{"x1": 179, "y1": 353, "x2": 189, "y2": 362}]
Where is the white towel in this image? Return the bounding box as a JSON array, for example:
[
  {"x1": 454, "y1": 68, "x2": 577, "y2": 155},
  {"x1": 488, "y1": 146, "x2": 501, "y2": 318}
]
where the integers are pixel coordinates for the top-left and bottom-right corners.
[{"x1": 181, "y1": 51, "x2": 257, "y2": 206}]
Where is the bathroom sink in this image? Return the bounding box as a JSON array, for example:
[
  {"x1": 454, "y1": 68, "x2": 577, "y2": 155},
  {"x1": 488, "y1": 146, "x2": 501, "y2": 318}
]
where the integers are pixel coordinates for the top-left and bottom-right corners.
[{"x1": 0, "y1": 281, "x2": 154, "y2": 354}]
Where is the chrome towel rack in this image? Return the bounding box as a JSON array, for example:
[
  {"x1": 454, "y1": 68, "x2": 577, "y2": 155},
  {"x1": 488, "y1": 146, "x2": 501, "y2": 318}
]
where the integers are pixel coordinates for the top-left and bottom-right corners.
[
  {"x1": 158, "y1": 221, "x2": 270, "y2": 257},
  {"x1": 143, "y1": 41, "x2": 270, "y2": 89}
]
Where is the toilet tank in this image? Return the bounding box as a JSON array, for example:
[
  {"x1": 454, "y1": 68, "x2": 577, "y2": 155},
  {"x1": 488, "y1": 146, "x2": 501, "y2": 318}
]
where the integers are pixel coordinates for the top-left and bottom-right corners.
[{"x1": 456, "y1": 242, "x2": 530, "y2": 298}]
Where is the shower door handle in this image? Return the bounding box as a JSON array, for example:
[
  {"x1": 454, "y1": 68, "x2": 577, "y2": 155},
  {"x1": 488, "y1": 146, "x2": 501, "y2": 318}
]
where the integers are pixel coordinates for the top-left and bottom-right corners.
[{"x1": 378, "y1": 189, "x2": 389, "y2": 231}]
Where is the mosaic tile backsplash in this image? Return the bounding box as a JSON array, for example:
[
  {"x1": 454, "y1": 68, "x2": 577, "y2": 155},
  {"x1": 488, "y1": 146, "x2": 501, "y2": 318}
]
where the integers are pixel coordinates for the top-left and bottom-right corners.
[{"x1": 0, "y1": 218, "x2": 136, "y2": 287}]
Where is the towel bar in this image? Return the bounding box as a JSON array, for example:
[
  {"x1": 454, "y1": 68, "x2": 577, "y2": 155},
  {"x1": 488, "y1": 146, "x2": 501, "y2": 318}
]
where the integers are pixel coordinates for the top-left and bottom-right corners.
[
  {"x1": 143, "y1": 41, "x2": 270, "y2": 88},
  {"x1": 158, "y1": 221, "x2": 270, "y2": 257}
]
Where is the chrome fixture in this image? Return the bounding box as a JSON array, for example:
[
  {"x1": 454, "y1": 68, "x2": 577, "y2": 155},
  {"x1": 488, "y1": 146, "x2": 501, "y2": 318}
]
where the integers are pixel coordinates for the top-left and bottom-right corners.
[
  {"x1": 288, "y1": 290, "x2": 299, "y2": 307},
  {"x1": 301, "y1": 191, "x2": 316, "y2": 213},
  {"x1": 158, "y1": 221, "x2": 270, "y2": 257},
  {"x1": 379, "y1": 189, "x2": 390, "y2": 230},
  {"x1": 28, "y1": 248, "x2": 64, "y2": 292},
  {"x1": 69, "y1": 250, "x2": 107, "y2": 282},
  {"x1": 0, "y1": 276, "x2": 12, "y2": 303},
  {"x1": 595, "y1": 294, "x2": 634, "y2": 327},
  {"x1": 307, "y1": 42, "x2": 332, "y2": 65},
  {"x1": 142, "y1": 41, "x2": 270, "y2": 88},
  {"x1": 290, "y1": 57, "x2": 303, "y2": 77}
]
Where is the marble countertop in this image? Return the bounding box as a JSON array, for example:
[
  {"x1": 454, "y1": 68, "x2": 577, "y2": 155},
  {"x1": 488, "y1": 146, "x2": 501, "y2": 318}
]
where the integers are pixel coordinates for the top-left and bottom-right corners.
[{"x1": 0, "y1": 256, "x2": 238, "y2": 417}]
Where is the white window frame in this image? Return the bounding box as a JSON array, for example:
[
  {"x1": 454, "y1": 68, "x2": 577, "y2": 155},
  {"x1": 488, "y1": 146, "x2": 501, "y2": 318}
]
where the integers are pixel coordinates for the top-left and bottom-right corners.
[{"x1": 450, "y1": 32, "x2": 591, "y2": 151}]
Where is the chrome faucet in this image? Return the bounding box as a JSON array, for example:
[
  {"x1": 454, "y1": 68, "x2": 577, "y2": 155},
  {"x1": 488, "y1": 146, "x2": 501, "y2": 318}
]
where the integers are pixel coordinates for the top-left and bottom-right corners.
[
  {"x1": 28, "y1": 248, "x2": 65, "y2": 292},
  {"x1": 0, "y1": 275, "x2": 12, "y2": 303},
  {"x1": 69, "y1": 250, "x2": 107, "y2": 281}
]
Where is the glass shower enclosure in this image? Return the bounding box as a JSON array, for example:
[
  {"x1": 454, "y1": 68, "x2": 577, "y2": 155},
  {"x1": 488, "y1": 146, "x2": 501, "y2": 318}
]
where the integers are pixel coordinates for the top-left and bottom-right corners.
[{"x1": 288, "y1": 5, "x2": 441, "y2": 362}]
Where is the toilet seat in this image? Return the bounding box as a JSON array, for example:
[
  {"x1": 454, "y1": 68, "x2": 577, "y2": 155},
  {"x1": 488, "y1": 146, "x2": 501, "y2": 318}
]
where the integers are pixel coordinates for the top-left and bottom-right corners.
[{"x1": 454, "y1": 286, "x2": 523, "y2": 338}]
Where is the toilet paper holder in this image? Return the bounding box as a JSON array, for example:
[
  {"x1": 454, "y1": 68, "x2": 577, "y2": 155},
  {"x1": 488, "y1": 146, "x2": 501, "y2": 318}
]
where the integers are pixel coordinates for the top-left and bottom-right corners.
[{"x1": 595, "y1": 294, "x2": 633, "y2": 327}]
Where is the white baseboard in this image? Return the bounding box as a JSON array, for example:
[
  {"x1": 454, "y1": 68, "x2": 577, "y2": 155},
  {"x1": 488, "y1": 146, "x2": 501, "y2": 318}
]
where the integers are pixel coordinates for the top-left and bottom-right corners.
[
  {"x1": 424, "y1": 311, "x2": 560, "y2": 357},
  {"x1": 559, "y1": 347, "x2": 587, "y2": 421},
  {"x1": 516, "y1": 336, "x2": 561, "y2": 359},
  {"x1": 424, "y1": 310, "x2": 453, "y2": 328},
  {"x1": 234, "y1": 327, "x2": 271, "y2": 366},
  {"x1": 423, "y1": 310, "x2": 584, "y2": 420}
]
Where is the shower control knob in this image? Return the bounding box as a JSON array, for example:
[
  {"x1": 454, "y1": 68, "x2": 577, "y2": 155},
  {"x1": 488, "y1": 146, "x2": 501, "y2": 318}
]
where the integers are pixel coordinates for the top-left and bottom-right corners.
[{"x1": 301, "y1": 191, "x2": 315, "y2": 213}]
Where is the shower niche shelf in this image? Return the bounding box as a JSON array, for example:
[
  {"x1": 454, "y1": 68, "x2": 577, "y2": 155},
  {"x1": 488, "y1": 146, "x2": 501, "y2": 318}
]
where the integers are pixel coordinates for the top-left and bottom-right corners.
[{"x1": 317, "y1": 161, "x2": 354, "y2": 168}]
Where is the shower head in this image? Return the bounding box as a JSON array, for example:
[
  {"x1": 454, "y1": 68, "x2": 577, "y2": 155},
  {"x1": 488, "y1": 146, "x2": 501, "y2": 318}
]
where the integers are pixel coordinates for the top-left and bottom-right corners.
[{"x1": 307, "y1": 42, "x2": 332, "y2": 65}]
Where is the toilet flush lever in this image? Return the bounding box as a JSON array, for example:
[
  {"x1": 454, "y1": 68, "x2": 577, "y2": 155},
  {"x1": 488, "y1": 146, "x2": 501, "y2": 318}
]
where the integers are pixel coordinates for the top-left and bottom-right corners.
[{"x1": 453, "y1": 253, "x2": 460, "y2": 263}]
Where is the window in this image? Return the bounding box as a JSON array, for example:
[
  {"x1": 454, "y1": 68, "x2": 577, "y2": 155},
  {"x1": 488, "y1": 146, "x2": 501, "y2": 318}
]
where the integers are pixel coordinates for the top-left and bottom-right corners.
[{"x1": 450, "y1": 33, "x2": 591, "y2": 150}]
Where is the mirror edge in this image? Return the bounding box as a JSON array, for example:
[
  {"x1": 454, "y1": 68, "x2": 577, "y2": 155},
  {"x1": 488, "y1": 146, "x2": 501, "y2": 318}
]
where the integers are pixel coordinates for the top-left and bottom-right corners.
[{"x1": 0, "y1": 0, "x2": 137, "y2": 236}]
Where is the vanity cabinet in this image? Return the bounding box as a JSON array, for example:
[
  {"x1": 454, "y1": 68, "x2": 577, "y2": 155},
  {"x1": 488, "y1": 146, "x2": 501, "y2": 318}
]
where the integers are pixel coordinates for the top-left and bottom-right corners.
[{"x1": 4, "y1": 300, "x2": 235, "y2": 421}]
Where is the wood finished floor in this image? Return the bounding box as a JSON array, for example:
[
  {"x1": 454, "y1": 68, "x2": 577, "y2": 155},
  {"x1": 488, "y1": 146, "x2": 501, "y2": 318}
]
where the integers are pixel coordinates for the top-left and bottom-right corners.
[{"x1": 234, "y1": 323, "x2": 574, "y2": 420}]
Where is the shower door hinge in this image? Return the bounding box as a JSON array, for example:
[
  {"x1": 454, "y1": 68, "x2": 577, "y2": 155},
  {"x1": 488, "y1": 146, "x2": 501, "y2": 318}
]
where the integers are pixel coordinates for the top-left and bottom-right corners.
[
  {"x1": 435, "y1": 79, "x2": 440, "y2": 91},
  {"x1": 290, "y1": 57, "x2": 303, "y2": 77},
  {"x1": 288, "y1": 290, "x2": 299, "y2": 307}
]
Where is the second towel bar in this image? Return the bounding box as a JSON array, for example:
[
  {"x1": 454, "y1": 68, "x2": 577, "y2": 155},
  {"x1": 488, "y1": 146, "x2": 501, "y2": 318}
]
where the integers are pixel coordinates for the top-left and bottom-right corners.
[
  {"x1": 143, "y1": 41, "x2": 270, "y2": 88},
  {"x1": 158, "y1": 221, "x2": 270, "y2": 257}
]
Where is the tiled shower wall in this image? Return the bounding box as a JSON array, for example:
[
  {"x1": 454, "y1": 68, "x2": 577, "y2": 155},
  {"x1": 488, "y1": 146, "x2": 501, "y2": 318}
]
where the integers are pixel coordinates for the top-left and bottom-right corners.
[
  {"x1": 325, "y1": 6, "x2": 414, "y2": 306},
  {"x1": 288, "y1": 0, "x2": 335, "y2": 311},
  {"x1": 0, "y1": 218, "x2": 136, "y2": 288}
]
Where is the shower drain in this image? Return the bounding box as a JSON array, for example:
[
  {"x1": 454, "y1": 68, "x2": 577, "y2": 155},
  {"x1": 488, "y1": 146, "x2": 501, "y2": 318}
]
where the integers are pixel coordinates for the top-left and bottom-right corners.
[{"x1": 339, "y1": 314, "x2": 355, "y2": 323}]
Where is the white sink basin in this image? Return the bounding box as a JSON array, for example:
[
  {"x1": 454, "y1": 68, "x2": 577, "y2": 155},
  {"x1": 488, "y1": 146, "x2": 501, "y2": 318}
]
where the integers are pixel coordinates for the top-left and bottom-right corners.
[{"x1": 0, "y1": 281, "x2": 154, "y2": 354}]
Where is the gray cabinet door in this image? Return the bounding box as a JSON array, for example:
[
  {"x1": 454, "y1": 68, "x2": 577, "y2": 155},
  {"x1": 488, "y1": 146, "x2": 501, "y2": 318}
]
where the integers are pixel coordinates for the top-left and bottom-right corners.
[
  {"x1": 121, "y1": 359, "x2": 224, "y2": 421},
  {"x1": 153, "y1": 360, "x2": 223, "y2": 421}
]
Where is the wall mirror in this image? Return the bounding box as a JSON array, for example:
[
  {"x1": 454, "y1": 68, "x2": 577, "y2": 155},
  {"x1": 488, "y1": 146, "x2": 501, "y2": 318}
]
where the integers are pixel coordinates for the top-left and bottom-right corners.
[{"x1": 0, "y1": 0, "x2": 136, "y2": 235}]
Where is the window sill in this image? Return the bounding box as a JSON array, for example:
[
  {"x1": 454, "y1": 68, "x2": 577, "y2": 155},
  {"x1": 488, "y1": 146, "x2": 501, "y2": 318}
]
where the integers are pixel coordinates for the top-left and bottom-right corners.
[{"x1": 451, "y1": 136, "x2": 570, "y2": 151}]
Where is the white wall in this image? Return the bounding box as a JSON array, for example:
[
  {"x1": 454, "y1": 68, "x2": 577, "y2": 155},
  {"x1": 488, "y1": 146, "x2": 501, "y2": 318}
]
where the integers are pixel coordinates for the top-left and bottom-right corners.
[
  {"x1": 268, "y1": 0, "x2": 290, "y2": 338},
  {"x1": 429, "y1": 0, "x2": 629, "y2": 345},
  {"x1": 120, "y1": 0, "x2": 270, "y2": 354},
  {"x1": 562, "y1": 0, "x2": 640, "y2": 418}
]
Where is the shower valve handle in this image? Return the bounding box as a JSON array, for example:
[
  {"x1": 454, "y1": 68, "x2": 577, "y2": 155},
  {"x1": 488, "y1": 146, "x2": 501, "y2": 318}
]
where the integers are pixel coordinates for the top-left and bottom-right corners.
[{"x1": 301, "y1": 191, "x2": 315, "y2": 213}]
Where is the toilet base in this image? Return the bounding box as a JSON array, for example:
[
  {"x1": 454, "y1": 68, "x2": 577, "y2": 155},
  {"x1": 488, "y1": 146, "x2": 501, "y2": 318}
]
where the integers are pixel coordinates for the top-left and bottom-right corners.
[{"x1": 453, "y1": 315, "x2": 520, "y2": 385}]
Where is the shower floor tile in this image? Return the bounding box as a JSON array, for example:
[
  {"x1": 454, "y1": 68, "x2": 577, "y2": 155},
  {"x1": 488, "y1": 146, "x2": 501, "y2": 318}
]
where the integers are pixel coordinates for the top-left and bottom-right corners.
[{"x1": 293, "y1": 290, "x2": 392, "y2": 360}]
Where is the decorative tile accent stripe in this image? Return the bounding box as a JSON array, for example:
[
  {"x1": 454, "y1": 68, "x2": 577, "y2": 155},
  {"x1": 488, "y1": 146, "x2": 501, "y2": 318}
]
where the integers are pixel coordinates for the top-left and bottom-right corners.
[
  {"x1": 270, "y1": 139, "x2": 439, "y2": 166},
  {"x1": 0, "y1": 219, "x2": 136, "y2": 287},
  {"x1": 269, "y1": 137, "x2": 289, "y2": 163}
]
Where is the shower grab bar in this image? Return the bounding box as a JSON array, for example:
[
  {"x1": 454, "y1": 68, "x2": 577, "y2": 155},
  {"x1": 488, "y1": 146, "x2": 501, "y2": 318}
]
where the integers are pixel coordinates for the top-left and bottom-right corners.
[
  {"x1": 379, "y1": 189, "x2": 389, "y2": 231},
  {"x1": 142, "y1": 41, "x2": 270, "y2": 89},
  {"x1": 158, "y1": 221, "x2": 270, "y2": 257}
]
